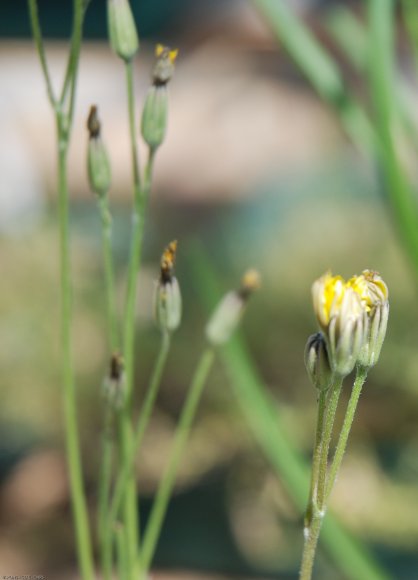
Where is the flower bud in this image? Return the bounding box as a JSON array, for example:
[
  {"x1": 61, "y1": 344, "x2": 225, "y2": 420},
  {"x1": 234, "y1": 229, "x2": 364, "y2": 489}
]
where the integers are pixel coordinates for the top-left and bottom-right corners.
[
  {"x1": 206, "y1": 269, "x2": 260, "y2": 346},
  {"x1": 348, "y1": 270, "x2": 389, "y2": 368},
  {"x1": 102, "y1": 352, "x2": 125, "y2": 408},
  {"x1": 304, "y1": 333, "x2": 333, "y2": 391},
  {"x1": 312, "y1": 272, "x2": 365, "y2": 377},
  {"x1": 107, "y1": 0, "x2": 139, "y2": 62},
  {"x1": 140, "y1": 45, "x2": 178, "y2": 151},
  {"x1": 87, "y1": 106, "x2": 111, "y2": 197},
  {"x1": 154, "y1": 241, "x2": 182, "y2": 333},
  {"x1": 141, "y1": 86, "x2": 168, "y2": 151}
]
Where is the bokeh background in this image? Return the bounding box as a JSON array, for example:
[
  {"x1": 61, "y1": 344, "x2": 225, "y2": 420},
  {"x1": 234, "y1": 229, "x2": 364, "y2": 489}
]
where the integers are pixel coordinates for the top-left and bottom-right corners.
[{"x1": 1, "y1": 0, "x2": 418, "y2": 578}]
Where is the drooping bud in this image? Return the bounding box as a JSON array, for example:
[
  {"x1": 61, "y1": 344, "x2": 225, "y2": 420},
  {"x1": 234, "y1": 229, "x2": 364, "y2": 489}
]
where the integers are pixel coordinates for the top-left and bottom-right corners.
[
  {"x1": 348, "y1": 270, "x2": 389, "y2": 368},
  {"x1": 206, "y1": 269, "x2": 260, "y2": 346},
  {"x1": 102, "y1": 352, "x2": 125, "y2": 408},
  {"x1": 154, "y1": 241, "x2": 182, "y2": 333},
  {"x1": 305, "y1": 333, "x2": 333, "y2": 391},
  {"x1": 87, "y1": 105, "x2": 111, "y2": 197},
  {"x1": 312, "y1": 272, "x2": 365, "y2": 377},
  {"x1": 141, "y1": 45, "x2": 178, "y2": 151},
  {"x1": 107, "y1": 0, "x2": 139, "y2": 62}
]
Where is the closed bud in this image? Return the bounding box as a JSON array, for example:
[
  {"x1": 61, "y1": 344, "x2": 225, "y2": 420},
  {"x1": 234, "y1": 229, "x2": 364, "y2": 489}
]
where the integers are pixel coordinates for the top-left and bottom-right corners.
[
  {"x1": 348, "y1": 270, "x2": 389, "y2": 368},
  {"x1": 154, "y1": 241, "x2": 182, "y2": 333},
  {"x1": 87, "y1": 106, "x2": 111, "y2": 196},
  {"x1": 312, "y1": 272, "x2": 366, "y2": 377},
  {"x1": 102, "y1": 352, "x2": 125, "y2": 409},
  {"x1": 107, "y1": 0, "x2": 139, "y2": 62},
  {"x1": 206, "y1": 269, "x2": 260, "y2": 346},
  {"x1": 141, "y1": 45, "x2": 178, "y2": 151},
  {"x1": 141, "y1": 85, "x2": 168, "y2": 151},
  {"x1": 305, "y1": 333, "x2": 333, "y2": 391}
]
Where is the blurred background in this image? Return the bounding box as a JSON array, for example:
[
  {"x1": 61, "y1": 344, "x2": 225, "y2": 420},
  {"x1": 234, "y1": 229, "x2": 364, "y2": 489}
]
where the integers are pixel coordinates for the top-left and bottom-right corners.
[{"x1": 1, "y1": 0, "x2": 418, "y2": 578}]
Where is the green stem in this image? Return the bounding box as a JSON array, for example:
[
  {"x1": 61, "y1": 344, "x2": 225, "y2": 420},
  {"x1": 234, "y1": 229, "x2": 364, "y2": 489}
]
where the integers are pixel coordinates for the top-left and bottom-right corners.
[
  {"x1": 140, "y1": 348, "x2": 216, "y2": 576},
  {"x1": 299, "y1": 376, "x2": 343, "y2": 580},
  {"x1": 27, "y1": 0, "x2": 56, "y2": 106},
  {"x1": 118, "y1": 150, "x2": 154, "y2": 577},
  {"x1": 300, "y1": 510, "x2": 323, "y2": 580},
  {"x1": 110, "y1": 331, "x2": 171, "y2": 529},
  {"x1": 325, "y1": 366, "x2": 368, "y2": 502},
  {"x1": 98, "y1": 404, "x2": 114, "y2": 580},
  {"x1": 115, "y1": 524, "x2": 130, "y2": 580},
  {"x1": 98, "y1": 195, "x2": 119, "y2": 350},
  {"x1": 125, "y1": 60, "x2": 142, "y2": 199},
  {"x1": 305, "y1": 389, "x2": 327, "y2": 527},
  {"x1": 57, "y1": 119, "x2": 95, "y2": 580},
  {"x1": 316, "y1": 377, "x2": 343, "y2": 509}
]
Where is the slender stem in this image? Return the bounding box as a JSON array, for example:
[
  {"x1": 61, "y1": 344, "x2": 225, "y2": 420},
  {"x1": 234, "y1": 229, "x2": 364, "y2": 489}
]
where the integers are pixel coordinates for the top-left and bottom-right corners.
[
  {"x1": 27, "y1": 0, "x2": 56, "y2": 106},
  {"x1": 299, "y1": 376, "x2": 343, "y2": 580},
  {"x1": 325, "y1": 366, "x2": 368, "y2": 502},
  {"x1": 98, "y1": 195, "x2": 119, "y2": 350},
  {"x1": 117, "y1": 142, "x2": 155, "y2": 577},
  {"x1": 57, "y1": 118, "x2": 95, "y2": 580},
  {"x1": 63, "y1": 0, "x2": 85, "y2": 129},
  {"x1": 300, "y1": 510, "x2": 323, "y2": 580},
  {"x1": 110, "y1": 331, "x2": 171, "y2": 528},
  {"x1": 316, "y1": 377, "x2": 343, "y2": 509},
  {"x1": 140, "y1": 348, "x2": 216, "y2": 576},
  {"x1": 98, "y1": 404, "x2": 114, "y2": 580},
  {"x1": 125, "y1": 60, "x2": 142, "y2": 198},
  {"x1": 115, "y1": 524, "x2": 130, "y2": 580},
  {"x1": 305, "y1": 389, "x2": 327, "y2": 527}
]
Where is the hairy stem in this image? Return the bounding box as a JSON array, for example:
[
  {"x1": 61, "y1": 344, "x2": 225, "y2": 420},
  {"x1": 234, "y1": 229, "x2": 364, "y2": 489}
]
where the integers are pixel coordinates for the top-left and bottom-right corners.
[{"x1": 325, "y1": 366, "x2": 368, "y2": 502}]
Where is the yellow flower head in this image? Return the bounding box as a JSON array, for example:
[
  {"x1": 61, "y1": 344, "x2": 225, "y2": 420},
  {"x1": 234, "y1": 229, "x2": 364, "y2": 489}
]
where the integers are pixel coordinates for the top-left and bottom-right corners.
[
  {"x1": 347, "y1": 270, "x2": 389, "y2": 312},
  {"x1": 312, "y1": 272, "x2": 346, "y2": 328}
]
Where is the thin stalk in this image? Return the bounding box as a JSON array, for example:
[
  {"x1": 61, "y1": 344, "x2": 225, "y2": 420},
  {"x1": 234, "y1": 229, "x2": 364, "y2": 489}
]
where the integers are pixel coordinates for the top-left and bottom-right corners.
[
  {"x1": 110, "y1": 331, "x2": 171, "y2": 529},
  {"x1": 115, "y1": 524, "x2": 130, "y2": 580},
  {"x1": 316, "y1": 377, "x2": 343, "y2": 509},
  {"x1": 325, "y1": 366, "x2": 368, "y2": 502},
  {"x1": 98, "y1": 195, "x2": 119, "y2": 350},
  {"x1": 57, "y1": 119, "x2": 95, "y2": 580},
  {"x1": 27, "y1": 0, "x2": 56, "y2": 106},
  {"x1": 305, "y1": 389, "x2": 327, "y2": 527},
  {"x1": 300, "y1": 376, "x2": 343, "y2": 580},
  {"x1": 118, "y1": 152, "x2": 155, "y2": 576},
  {"x1": 140, "y1": 348, "x2": 216, "y2": 575},
  {"x1": 368, "y1": 0, "x2": 418, "y2": 278},
  {"x1": 98, "y1": 404, "x2": 114, "y2": 580},
  {"x1": 125, "y1": 60, "x2": 142, "y2": 200}
]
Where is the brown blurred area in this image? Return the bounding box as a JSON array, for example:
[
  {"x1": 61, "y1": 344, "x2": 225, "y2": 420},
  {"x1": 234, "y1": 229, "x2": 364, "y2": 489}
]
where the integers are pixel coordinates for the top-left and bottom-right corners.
[{"x1": 2, "y1": 0, "x2": 418, "y2": 578}]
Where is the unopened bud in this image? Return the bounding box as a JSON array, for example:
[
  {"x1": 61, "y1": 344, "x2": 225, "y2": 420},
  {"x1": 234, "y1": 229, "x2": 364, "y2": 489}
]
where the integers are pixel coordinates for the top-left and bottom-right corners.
[
  {"x1": 349, "y1": 270, "x2": 389, "y2": 368},
  {"x1": 152, "y1": 44, "x2": 178, "y2": 86},
  {"x1": 154, "y1": 241, "x2": 182, "y2": 333},
  {"x1": 103, "y1": 352, "x2": 125, "y2": 408},
  {"x1": 107, "y1": 0, "x2": 139, "y2": 62},
  {"x1": 87, "y1": 106, "x2": 111, "y2": 196},
  {"x1": 141, "y1": 86, "x2": 168, "y2": 151},
  {"x1": 206, "y1": 269, "x2": 260, "y2": 346},
  {"x1": 312, "y1": 272, "x2": 366, "y2": 377},
  {"x1": 140, "y1": 45, "x2": 178, "y2": 151},
  {"x1": 304, "y1": 333, "x2": 333, "y2": 391}
]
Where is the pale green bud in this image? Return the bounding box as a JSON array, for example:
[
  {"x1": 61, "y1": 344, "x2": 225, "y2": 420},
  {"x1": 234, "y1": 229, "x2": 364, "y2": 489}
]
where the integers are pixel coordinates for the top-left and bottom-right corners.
[
  {"x1": 141, "y1": 86, "x2": 168, "y2": 151},
  {"x1": 87, "y1": 106, "x2": 111, "y2": 196},
  {"x1": 206, "y1": 270, "x2": 260, "y2": 346},
  {"x1": 154, "y1": 241, "x2": 182, "y2": 333},
  {"x1": 107, "y1": 0, "x2": 139, "y2": 62},
  {"x1": 304, "y1": 333, "x2": 333, "y2": 391},
  {"x1": 154, "y1": 277, "x2": 182, "y2": 333},
  {"x1": 357, "y1": 301, "x2": 389, "y2": 368}
]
